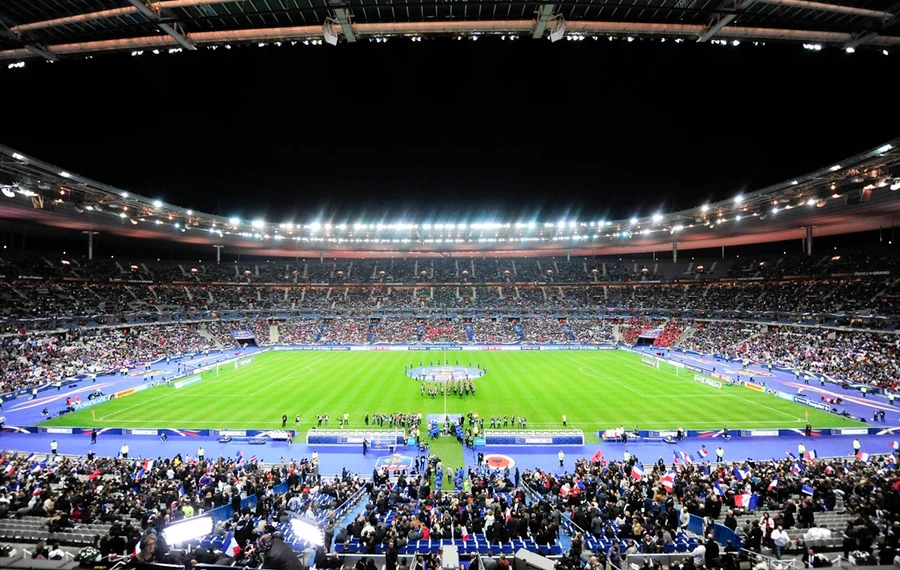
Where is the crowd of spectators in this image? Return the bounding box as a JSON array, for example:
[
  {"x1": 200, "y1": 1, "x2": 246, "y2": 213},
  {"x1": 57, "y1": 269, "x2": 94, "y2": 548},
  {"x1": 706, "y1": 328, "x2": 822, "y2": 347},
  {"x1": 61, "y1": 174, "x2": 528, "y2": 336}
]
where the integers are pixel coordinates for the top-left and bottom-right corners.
[
  {"x1": 524, "y1": 450, "x2": 900, "y2": 566},
  {"x1": 3, "y1": 247, "x2": 899, "y2": 286},
  {"x1": 3, "y1": 314, "x2": 899, "y2": 395}
]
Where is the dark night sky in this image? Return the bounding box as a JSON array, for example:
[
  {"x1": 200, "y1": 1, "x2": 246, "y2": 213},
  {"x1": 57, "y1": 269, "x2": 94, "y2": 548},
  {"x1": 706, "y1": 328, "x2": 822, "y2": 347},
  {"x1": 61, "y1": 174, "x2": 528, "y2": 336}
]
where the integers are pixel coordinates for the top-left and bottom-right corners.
[{"x1": 3, "y1": 39, "x2": 898, "y2": 224}]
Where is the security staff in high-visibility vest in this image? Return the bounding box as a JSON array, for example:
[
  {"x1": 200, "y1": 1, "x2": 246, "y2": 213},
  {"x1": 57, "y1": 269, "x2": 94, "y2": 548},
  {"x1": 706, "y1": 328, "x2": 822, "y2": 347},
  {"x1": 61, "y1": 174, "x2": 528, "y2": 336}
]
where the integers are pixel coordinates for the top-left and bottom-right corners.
[
  {"x1": 50, "y1": 440, "x2": 58, "y2": 455},
  {"x1": 558, "y1": 450, "x2": 565, "y2": 467},
  {"x1": 623, "y1": 450, "x2": 631, "y2": 464},
  {"x1": 716, "y1": 447, "x2": 724, "y2": 462}
]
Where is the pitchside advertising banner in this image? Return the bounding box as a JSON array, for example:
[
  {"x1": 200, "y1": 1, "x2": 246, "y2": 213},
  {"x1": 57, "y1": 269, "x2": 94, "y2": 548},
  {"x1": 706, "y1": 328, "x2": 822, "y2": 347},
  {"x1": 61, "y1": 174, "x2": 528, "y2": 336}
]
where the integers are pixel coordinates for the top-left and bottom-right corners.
[
  {"x1": 793, "y1": 396, "x2": 831, "y2": 411},
  {"x1": 270, "y1": 344, "x2": 612, "y2": 351},
  {"x1": 231, "y1": 329, "x2": 255, "y2": 340},
  {"x1": 693, "y1": 375, "x2": 722, "y2": 389}
]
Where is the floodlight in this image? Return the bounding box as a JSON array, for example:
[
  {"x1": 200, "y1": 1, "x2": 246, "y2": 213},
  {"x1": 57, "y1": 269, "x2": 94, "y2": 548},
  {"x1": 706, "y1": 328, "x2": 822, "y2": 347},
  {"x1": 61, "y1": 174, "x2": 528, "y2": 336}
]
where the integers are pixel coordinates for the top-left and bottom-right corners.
[
  {"x1": 162, "y1": 515, "x2": 213, "y2": 544},
  {"x1": 289, "y1": 514, "x2": 325, "y2": 546}
]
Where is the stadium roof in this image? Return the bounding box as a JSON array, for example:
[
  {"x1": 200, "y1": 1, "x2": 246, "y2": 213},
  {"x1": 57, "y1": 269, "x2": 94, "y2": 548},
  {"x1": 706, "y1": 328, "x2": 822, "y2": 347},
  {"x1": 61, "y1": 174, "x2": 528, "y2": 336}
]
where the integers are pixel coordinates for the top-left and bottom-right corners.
[
  {"x1": 1, "y1": 139, "x2": 898, "y2": 258},
  {"x1": 0, "y1": 0, "x2": 898, "y2": 62}
]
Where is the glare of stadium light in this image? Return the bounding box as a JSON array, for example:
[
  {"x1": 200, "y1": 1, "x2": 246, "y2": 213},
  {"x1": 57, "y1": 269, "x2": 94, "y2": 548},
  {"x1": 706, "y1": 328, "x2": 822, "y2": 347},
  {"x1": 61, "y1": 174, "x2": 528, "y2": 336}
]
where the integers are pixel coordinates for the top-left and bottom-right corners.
[
  {"x1": 153, "y1": 200, "x2": 163, "y2": 208},
  {"x1": 732, "y1": 40, "x2": 740, "y2": 46},
  {"x1": 791, "y1": 180, "x2": 799, "y2": 185},
  {"x1": 829, "y1": 164, "x2": 841, "y2": 171},
  {"x1": 845, "y1": 47, "x2": 855, "y2": 54},
  {"x1": 162, "y1": 516, "x2": 213, "y2": 545},
  {"x1": 877, "y1": 144, "x2": 892, "y2": 154},
  {"x1": 629, "y1": 217, "x2": 638, "y2": 225},
  {"x1": 1, "y1": 187, "x2": 15, "y2": 198},
  {"x1": 884, "y1": 50, "x2": 889, "y2": 56},
  {"x1": 807, "y1": 198, "x2": 816, "y2": 206},
  {"x1": 701, "y1": 204, "x2": 710, "y2": 212},
  {"x1": 187, "y1": 209, "x2": 193, "y2": 215},
  {"x1": 119, "y1": 212, "x2": 126, "y2": 218},
  {"x1": 122, "y1": 192, "x2": 129, "y2": 197},
  {"x1": 772, "y1": 207, "x2": 779, "y2": 214},
  {"x1": 733, "y1": 195, "x2": 743, "y2": 204},
  {"x1": 12, "y1": 153, "x2": 25, "y2": 161},
  {"x1": 60, "y1": 171, "x2": 71, "y2": 178},
  {"x1": 735, "y1": 215, "x2": 742, "y2": 221},
  {"x1": 250, "y1": 220, "x2": 265, "y2": 229},
  {"x1": 229, "y1": 217, "x2": 240, "y2": 226},
  {"x1": 890, "y1": 179, "x2": 900, "y2": 191},
  {"x1": 652, "y1": 213, "x2": 663, "y2": 223}
]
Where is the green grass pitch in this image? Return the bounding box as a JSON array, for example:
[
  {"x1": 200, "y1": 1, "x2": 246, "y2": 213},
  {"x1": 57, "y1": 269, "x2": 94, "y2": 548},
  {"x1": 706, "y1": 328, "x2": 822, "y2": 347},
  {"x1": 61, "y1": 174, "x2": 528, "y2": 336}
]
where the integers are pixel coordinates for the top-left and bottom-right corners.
[{"x1": 45, "y1": 350, "x2": 864, "y2": 436}]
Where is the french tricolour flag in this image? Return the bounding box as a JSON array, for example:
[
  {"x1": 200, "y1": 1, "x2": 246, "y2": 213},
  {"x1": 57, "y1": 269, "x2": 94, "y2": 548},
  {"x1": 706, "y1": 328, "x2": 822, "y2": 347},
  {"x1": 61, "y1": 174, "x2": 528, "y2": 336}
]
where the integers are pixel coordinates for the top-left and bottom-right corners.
[
  {"x1": 732, "y1": 467, "x2": 749, "y2": 481},
  {"x1": 805, "y1": 450, "x2": 817, "y2": 461},
  {"x1": 768, "y1": 476, "x2": 779, "y2": 490},
  {"x1": 698, "y1": 448, "x2": 709, "y2": 458},
  {"x1": 857, "y1": 451, "x2": 870, "y2": 462},
  {"x1": 223, "y1": 531, "x2": 241, "y2": 557},
  {"x1": 734, "y1": 494, "x2": 759, "y2": 510},
  {"x1": 661, "y1": 470, "x2": 676, "y2": 492},
  {"x1": 631, "y1": 463, "x2": 644, "y2": 480},
  {"x1": 802, "y1": 484, "x2": 815, "y2": 495},
  {"x1": 892, "y1": 441, "x2": 899, "y2": 451}
]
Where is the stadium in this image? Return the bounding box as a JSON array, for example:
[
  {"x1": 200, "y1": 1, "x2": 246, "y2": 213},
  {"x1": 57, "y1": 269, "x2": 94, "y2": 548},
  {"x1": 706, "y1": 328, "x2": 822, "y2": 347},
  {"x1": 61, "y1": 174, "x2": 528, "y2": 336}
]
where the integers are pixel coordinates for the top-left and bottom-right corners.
[{"x1": 1, "y1": 2, "x2": 900, "y2": 568}]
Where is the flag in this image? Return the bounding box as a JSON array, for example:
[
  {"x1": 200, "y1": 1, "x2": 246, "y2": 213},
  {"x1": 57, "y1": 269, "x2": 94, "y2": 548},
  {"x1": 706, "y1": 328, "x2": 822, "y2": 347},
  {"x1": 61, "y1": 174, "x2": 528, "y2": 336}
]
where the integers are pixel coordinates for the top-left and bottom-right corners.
[
  {"x1": 713, "y1": 482, "x2": 725, "y2": 497},
  {"x1": 892, "y1": 441, "x2": 899, "y2": 450},
  {"x1": 732, "y1": 467, "x2": 749, "y2": 481},
  {"x1": 857, "y1": 452, "x2": 870, "y2": 462},
  {"x1": 824, "y1": 465, "x2": 834, "y2": 475},
  {"x1": 801, "y1": 484, "x2": 815, "y2": 495},
  {"x1": 768, "y1": 476, "x2": 779, "y2": 490},
  {"x1": 673, "y1": 452, "x2": 681, "y2": 465},
  {"x1": 698, "y1": 448, "x2": 709, "y2": 458},
  {"x1": 249, "y1": 455, "x2": 258, "y2": 463},
  {"x1": 805, "y1": 450, "x2": 817, "y2": 461},
  {"x1": 590, "y1": 449, "x2": 603, "y2": 463},
  {"x1": 680, "y1": 451, "x2": 692, "y2": 464},
  {"x1": 785, "y1": 450, "x2": 796, "y2": 459},
  {"x1": 223, "y1": 532, "x2": 241, "y2": 557},
  {"x1": 631, "y1": 463, "x2": 644, "y2": 480},
  {"x1": 734, "y1": 494, "x2": 759, "y2": 509},
  {"x1": 661, "y1": 470, "x2": 676, "y2": 493}
]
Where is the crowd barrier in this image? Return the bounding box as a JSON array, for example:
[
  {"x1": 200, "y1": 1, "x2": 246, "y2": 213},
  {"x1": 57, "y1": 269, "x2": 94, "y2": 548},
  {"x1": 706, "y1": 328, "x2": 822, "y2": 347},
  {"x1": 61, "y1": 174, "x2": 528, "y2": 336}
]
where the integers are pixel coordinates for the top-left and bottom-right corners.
[
  {"x1": 483, "y1": 429, "x2": 584, "y2": 446},
  {"x1": 305, "y1": 429, "x2": 407, "y2": 447}
]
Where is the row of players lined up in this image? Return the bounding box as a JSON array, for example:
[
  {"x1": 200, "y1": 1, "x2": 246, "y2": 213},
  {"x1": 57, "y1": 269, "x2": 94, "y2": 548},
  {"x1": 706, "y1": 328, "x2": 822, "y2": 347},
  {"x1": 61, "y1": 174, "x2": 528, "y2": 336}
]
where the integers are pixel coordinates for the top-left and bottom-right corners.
[
  {"x1": 405, "y1": 360, "x2": 488, "y2": 371},
  {"x1": 421, "y1": 380, "x2": 477, "y2": 398},
  {"x1": 284, "y1": 412, "x2": 426, "y2": 429}
]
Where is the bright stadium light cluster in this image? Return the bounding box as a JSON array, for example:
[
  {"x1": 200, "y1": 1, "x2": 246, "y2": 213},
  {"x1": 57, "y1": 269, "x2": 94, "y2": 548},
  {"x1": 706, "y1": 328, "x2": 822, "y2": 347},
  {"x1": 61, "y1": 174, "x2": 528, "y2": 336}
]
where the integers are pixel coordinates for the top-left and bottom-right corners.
[{"x1": 0, "y1": 139, "x2": 898, "y2": 251}]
